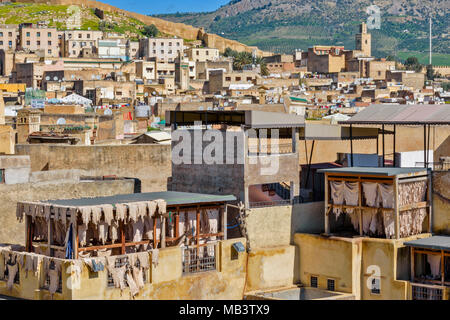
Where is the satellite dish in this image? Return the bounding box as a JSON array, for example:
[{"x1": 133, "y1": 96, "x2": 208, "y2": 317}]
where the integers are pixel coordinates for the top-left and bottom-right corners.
[
  {"x1": 144, "y1": 92, "x2": 148, "y2": 97},
  {"x1": 56, "y1": 118, "x2": 66, "y2": 125},
  {"x1": 53, "y1": 76, "x2": 58, "y2": 81},
  {"x1": 104, "y1": 109, "x2": 113, "y2": 115},
  {"x1": 97, "y1": 75, "x2": 101, "y2": 80},
  {"x1": 92, "y1": 75, "x2": 96, "y2": 79},
  {"x1": 71, "y1": 75, "x2": 75, "y2": 79},
  {"x1": 62, "y1": 77, "x2": 65, "y2": 82},
  {"x1": 45, "y1": 76, "x2": 50, "y2": 81},
  {"x1": 198, "y1": 106, "x2": 204, "y2": 110}
]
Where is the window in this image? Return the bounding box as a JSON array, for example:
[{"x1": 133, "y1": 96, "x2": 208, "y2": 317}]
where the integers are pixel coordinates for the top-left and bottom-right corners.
[
  {"x1": 8, "y1": 41, "x2": 11, "y2": 47},
  {"x1": 37, "y1": 32, "x2": 40, "y2": 37},
  {"x1": 246, "y1": 77, "x2": 252, "y2": 81},
  {"x1": 87, "y1": 34, "x2": 90, "y2": 39},
  {"x1": 26, "y1": 32, "x2": 30, "y2": 37},
  {"x1": 235, "y1": 77, "x2": 241, "y2": 81},
  {"x1": 26, "y1": 40, "x2": 30, "y2": 45},
  {"x1": 310, "y1": 276, "x2": 318, "y2": 288},
  {"x1": 196, "y1": 50, "x2": 199, "y2": 55},
  {"x1": 182, "y1": 244, "x2": 217, "y2": 274},
  {"x1": 168, "y1": 50, "x2": 172, "y2": 54},
  {"x1": 37, "y1": 41, "x2": 40, "y2": 46},
  {"x1": 225, "y1": 77, "x2": 231, "y2": 81},
  {"x1": 0, "y1": 169, "x2": 4, "y2": 183},
  {"x1": 0, "y1": 41, "x2": 3, "y2": 46},
  {"x1": 48, "y1": 32, "x2": 51, "y2": 37},
  {"x1": 48, "y1": 49, "x2": 52, "y2": 54},
  {"x1": 161, "y1": 50, "x2": 164, "y2": 54},
  {"x1": 48, "y1": 41, "x2": 52, "y2": 45},
  {"x1": 206, "y1": 50, "x2": 209, "y2": 56},
  {"x1": 169, "y1": 42, "x2": 172, "y2": 46},
  {"x1": 327, "y1": 279, "x2": 335, "y2": 291},
  {"x1": 177, "y1": 42, "x2": 180, "y2": 46},
  {"x1": 78, "y1": 34, "x2": 82, "y2": 39},
  {"x1": 107, "y1": 256, "x2": 147, "y2": 288},
  {"x1": 8, "y1": 32, "x2": 12, "y2": 37},
  {"x1": 0, "y1": 32, "x2": 3, "y2": 37}
]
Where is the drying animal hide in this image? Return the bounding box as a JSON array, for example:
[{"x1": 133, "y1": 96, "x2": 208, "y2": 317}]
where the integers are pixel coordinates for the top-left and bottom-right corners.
[
  {"x1": 115, "y1": 204, "x2": 127, "y2": 222},
  {"x1": 152, "y1": 249, "x2": 159, "y2": 267},
  {"x1": 91, "y1": 207, "x2": 102, "y2": 225},
  {"x1": 156, "y1": 199, "x2": 167, "y2": 215},
  {"x1": 16, "y1": 203, "x2": 24, "y2": 222},
  {"x1": 399, "y1": 181, "x2": 427, "y2": 207},
  {"x1": 126, "y1": 271, "x2": 139, "y2": 297},
  {"x1": 80, "y1": 207, "x2": 92, "y2": 226},
  {"x1": 427, "y1": 255, "x2": 441, "y2": 278},
  {"x1": 147, "y1": 201, "x2": 157, "y2": 217},
  {"x1": 330, "y1": 181, "x2": 344, "y2": 217},
  {"x1": 132, "y1": 218, "x2": 145, "y2": 242},
  {"x1": 128, "y1": 203, "x2": 138, "y2": 223},
  {"x1": 6, "y1": 264, "x2": 18, "y2": 291},
  {"x1": 78, "y1": 224, "x2": 88, "y2": 247},
  {"x1": 378, "y1": 184, "x2": 394, "y2": 209},
  {"x1": 109, "y1": 220, "x2": 119, "y2": 244},
  {"x1": 98, "y1": 222, "x2": 109, "y2": 245},
  {"x1": 362, "y1": 182, "x2": 380, "y2": 207},
  {"x1": 102, "y1": 204, "x2": 114, "y2": 225}
]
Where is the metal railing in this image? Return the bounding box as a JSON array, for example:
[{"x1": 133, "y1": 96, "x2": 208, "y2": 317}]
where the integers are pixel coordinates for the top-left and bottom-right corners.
[
  {"x1": 249, "y1": 199, "x2": 292, "y2": 208},
  {"x1": 182, "y1": 243, "x2": 217, "y2": 275},
  {"x1": 414, "y1": 162, "x2": 450, "y2": 171},
  {"x1": 411, "y1": 283, "x2": 444, "y2": 300}
]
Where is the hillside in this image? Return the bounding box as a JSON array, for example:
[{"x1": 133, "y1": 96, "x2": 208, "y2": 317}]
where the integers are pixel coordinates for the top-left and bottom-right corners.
[
  {"x1": 0, "y1": 2, "x2": 150, "y2": 39},
  {"x1": 0, "y1": 0, "x2": 267, "y2": 55},
  {"x1": 156, "y1": 0, "x2": 450, "y2": 65}
]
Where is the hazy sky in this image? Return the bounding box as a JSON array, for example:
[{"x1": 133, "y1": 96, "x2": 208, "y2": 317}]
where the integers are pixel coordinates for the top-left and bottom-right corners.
[{"x1": 101, "y1": 0, "x2": 230, "y2": 15}]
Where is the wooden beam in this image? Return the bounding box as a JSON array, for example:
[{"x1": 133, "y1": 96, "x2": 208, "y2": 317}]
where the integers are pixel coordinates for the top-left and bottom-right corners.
[
  {"x1": 358, "y1": 179, "x2": 363, "y2": 236},
  {"x1": 48, "y1": 214, "x2": 53, "y2": 257},
  {"x1": 428, "y1": 171, "x2": 433, "y2": 233},
  {"x1": 411, "y1": 247, "x2": 415, "y2": 282},
  {"x1": 441, "y1": 250, "x2": 445, "y2": 286},
  {"x1": 153, "y1": 215, "x2": 157, "y2": 249},
  {"x1": 223, "y1": 205, "x2": 227, "y2": 240},
  {"x1": 161, "y1": 215, "x2": 166, "y2": 249},
  {"x1": 394, "y1": 177, "x2": 400, "y2": 239},
  {"x1": 324, "y1": 173, "x2": 329, "y2": 234},
  {"x1": 175, "y1": 207, "x2": 180, "y2": 238}
]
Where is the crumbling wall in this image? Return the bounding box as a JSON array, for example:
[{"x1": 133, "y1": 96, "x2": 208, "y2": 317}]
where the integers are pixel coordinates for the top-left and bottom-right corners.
[{"x1": 432, "y1": 171, "x2": 450, "y2": 235}]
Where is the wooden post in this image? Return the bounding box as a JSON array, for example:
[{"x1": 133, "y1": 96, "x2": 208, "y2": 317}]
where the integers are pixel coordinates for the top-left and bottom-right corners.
[
  {"x1": 382, "y1": 124, "x2": 385, "y2": 167},
  {"x1": 441, "y1": 250, "x2": 445, "y2": 286},
  {"x1": 73, "y1": 219, "x2": 78, "y2": 259},
  {"x1": 410, "y1": 247, "x2": 415, "y2": 282},
  {"x1": 223, "y1": 205, "x2": 227, "y2": 240},
  {"x1": 175, "y1": 207, "x2": 180, "y2": 238},
  {"x1": 324, "y1": 173, "x2": 330, "y2": 234},
  {"x1": 25, "y1": 215, "x2": 30, "y2": 253},
  {"x1": 153, "y1": 215, "x2": 157, "y2": 249},
  {"x1": 48, "y1": 209, "x2": 53, "y2": 257},
  {"x1": 196, "y1": 207, "x2": 201, "y2": 272},
  {"x1": 423, "y1": 125, "x2": 427, "y2": 168},
  {"x1": 358, "y1": 179, "x2": 363, "y2": 236},
  {"x1": 394, "y1": 177, "x2": 400, "y2": 239},
  {"x1": 120, "y1": 221, "x2": 126, "y2": 255},
  {"x1": 393, "y1": 124, "x2": 396, "y2": 167},
  {"x1": 350, "y1": 124, "x2": 353, "y2": 167},
  {"x1": 428, "y1": 171, "x2": 433, "y2": 233},
  {"x1": 161, "y1": 215, "x2": 166, "y2": 248}
]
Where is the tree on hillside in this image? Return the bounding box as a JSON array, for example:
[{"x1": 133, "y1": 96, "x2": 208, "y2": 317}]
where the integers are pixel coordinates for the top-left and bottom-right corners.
[
  {"x1": 254, "y1": 56, "x2": 269, "y2": 76},
  {"x1": 233, "y1": 51, "x2": 253, "y2": 70},
  {"x1": 143, "y1": 24, "x2": 159, "y2": 38},
  {"x1": 404, "y1": 56, "x2": 423, "y2": 73}
]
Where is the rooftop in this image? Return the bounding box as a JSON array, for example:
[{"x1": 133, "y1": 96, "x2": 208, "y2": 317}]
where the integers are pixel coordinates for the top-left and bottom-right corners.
[
  {"x1": 339, "y1": 104, "x2": 450, "y2": 125},
  {"x1": 404, "y1": 236, "x2": 450, "y2": 251},
  {"x1": 41, "y1": 191, "x2": 236, "y2": 207},
  {"x1": 317, "y1": 167, "x2": 429, "y2": 176}
]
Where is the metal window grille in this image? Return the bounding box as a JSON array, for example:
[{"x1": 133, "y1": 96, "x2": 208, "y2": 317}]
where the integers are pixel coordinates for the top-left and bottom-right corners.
[
  {"x1": 107, "y1": 256, "x2": 147, "y2": 288},
  {"x1": 412, "y1": 285, "x2": 443, "y2": 300},
  {"x1": 182, "y1": 244, "x2": 217, "y2": 275},
  {"x1": 310, "y1": 276, "x2": 318, "y2": 288},
  {"x1": 0, "y1": 169, "x2": 4, "y2": 184},
  {"x1": 327, "y1": 279, "x2": 335, "y2": 291},
  {"x1": 107, "y1": 256, "x2": 129, "y2": 287}
]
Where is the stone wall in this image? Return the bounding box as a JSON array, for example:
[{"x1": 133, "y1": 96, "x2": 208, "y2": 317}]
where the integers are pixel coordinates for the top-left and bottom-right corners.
[
  {"x1": 0, "y1": 178, "x2": 135, "y2": 244},
  {"x1": 15, "y1": 144, "x2": 171, "y2": 192}
]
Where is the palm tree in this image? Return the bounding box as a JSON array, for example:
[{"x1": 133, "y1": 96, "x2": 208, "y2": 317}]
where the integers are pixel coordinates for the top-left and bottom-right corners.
[
  {"x1": 233, "y1": 51, "x2": 253, "y2": 70},
  {"x1": 253, "y1": 56, "x2": 269, "y2": 76}
]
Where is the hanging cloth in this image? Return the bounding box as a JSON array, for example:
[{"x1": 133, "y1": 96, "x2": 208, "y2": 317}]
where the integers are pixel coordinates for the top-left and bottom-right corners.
[
  {"x1": 65, "y1": 223, "x2": 74, "y2": 259},
  {"x1": 427, "y1": 255, "x2": 441, "y2": 278}
]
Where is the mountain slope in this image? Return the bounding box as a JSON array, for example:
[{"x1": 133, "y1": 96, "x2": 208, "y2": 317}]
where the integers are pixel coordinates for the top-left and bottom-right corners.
[{"x1": 156, "y1": 0, "x2": 450, "y2": 64}]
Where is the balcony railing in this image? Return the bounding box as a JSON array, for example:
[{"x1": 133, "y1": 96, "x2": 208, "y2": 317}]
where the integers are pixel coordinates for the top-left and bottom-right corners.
[
  {"x1": 249, "y1": 199, "x2": 292, "y2": 208},
  {"x1": 411, "y1": 283, "x2": 445, "y2": 300},
  {"x1": 182, "y1": 243, "x2": 217, "y2": 275}
]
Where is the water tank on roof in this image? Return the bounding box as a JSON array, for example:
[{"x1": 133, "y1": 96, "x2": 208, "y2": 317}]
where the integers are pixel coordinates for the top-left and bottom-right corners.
[{"x1": 135, "y1": 105, "x2": 150, "y2": 118}]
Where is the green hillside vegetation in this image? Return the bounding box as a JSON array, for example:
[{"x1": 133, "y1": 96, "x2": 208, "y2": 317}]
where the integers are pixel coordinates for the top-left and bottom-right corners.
[
  {"x1": 156, "y1": 0, "x2": 450, "y2": 65},
  {"x1": 0, "y1": 2, "x2": 165, "y2": 40}
]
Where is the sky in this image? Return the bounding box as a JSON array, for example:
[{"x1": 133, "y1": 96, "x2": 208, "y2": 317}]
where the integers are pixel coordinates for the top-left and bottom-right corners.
[{"x1": 101, "y1": 0, "x2": 230, "y2": 15}]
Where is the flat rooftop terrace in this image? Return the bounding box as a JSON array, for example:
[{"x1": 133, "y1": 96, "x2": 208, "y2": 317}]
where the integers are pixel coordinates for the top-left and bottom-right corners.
[{"x1": 317, "y1": 167, "x2": 429, "y2": 177}]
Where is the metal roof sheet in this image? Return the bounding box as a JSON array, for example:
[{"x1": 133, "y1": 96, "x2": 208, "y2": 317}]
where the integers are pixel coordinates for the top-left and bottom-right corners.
[
  {"x1": 40, "y1": 191, "x2": 236, "y2": 207},
  {"x1": 404, "y1": 236, "x2": 450, "y2": 251},
  {"x1": 339, "y1": 104, "x2": 450, "y2": 125},
  {"x1": 317, "y1": 167, "x2": 428, "y2": 176}
]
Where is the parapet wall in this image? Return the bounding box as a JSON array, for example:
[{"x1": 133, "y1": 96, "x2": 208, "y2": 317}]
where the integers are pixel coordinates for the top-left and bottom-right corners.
[{"x1": 15, "y1": 143, "x2": 172, "y2": 192}]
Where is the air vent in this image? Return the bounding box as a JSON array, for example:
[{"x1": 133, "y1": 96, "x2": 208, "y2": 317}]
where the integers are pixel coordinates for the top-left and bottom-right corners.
[{"x1": 310, "y1": 276, "x2": 318, "y2": 288}]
